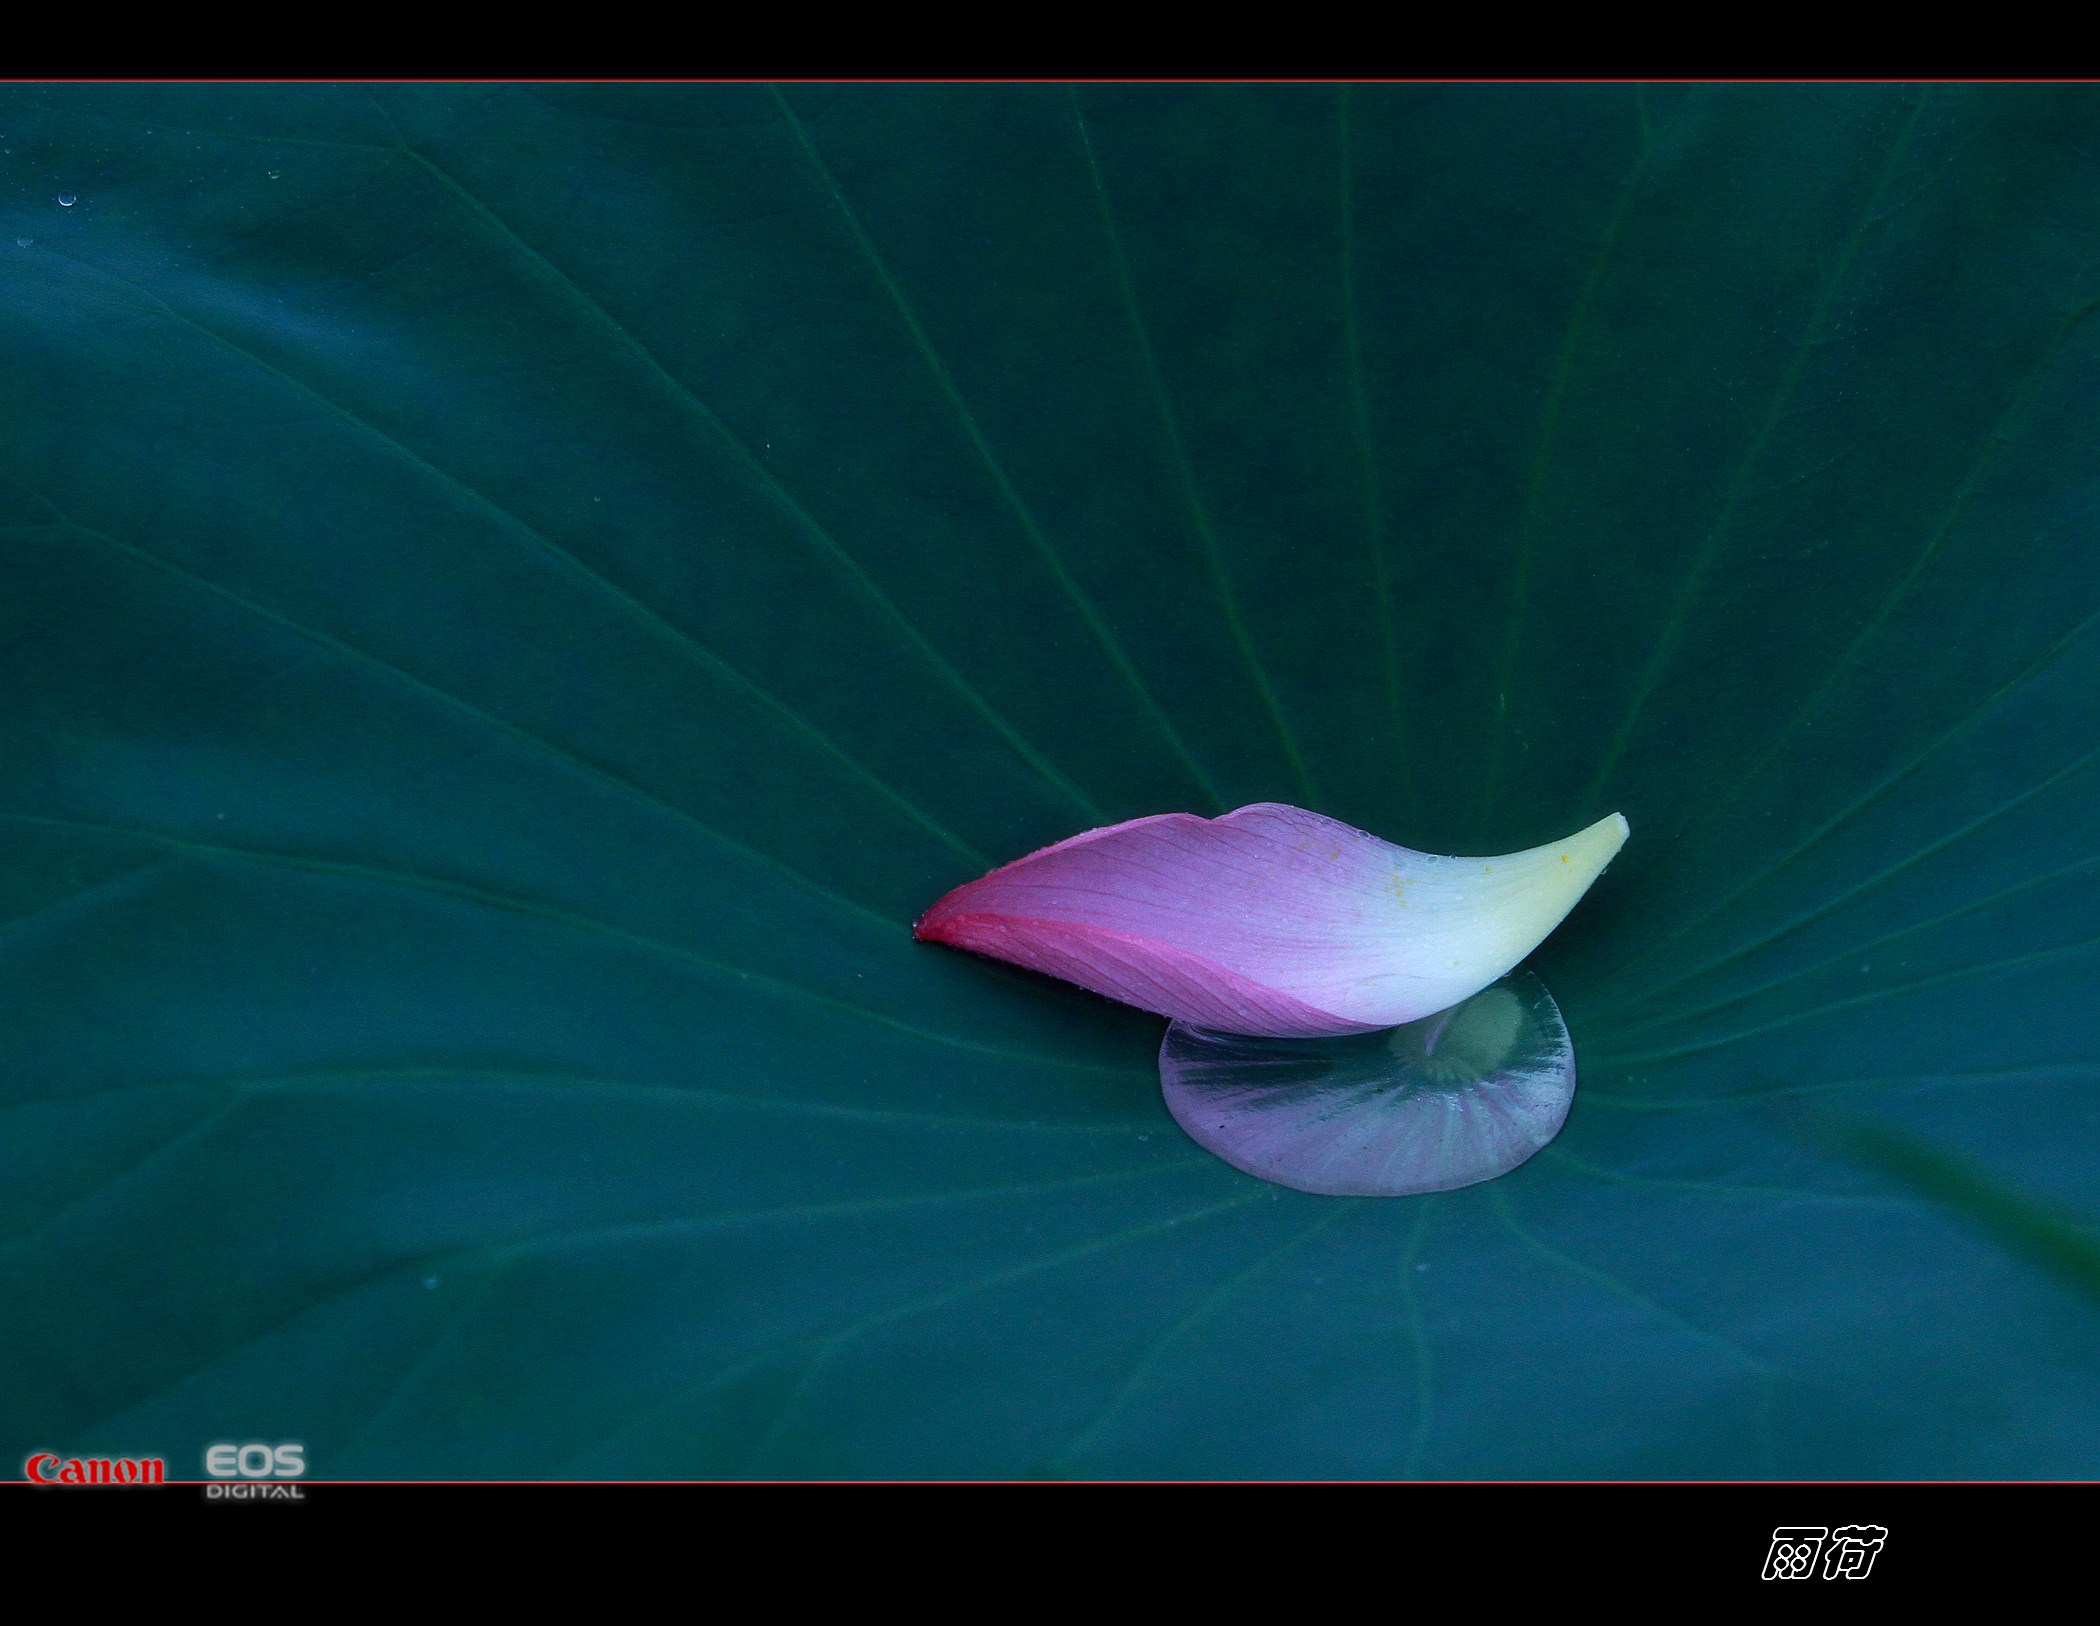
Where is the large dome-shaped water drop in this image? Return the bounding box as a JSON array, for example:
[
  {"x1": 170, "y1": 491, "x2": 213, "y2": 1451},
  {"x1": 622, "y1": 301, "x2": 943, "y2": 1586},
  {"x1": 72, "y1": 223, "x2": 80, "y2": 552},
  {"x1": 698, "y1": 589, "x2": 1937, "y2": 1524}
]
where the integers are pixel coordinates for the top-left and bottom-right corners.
[{"x1": 1159, "y1": 972, "x2": 1577, "y2": 1196}]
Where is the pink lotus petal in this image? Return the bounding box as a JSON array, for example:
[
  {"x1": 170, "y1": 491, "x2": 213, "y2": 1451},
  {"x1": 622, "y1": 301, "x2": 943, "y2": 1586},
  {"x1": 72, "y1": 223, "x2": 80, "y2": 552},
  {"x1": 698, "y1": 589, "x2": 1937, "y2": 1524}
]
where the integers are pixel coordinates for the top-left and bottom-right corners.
[
  {"x1": 1159, "y1": 972, "x2": 1575, "y2": 1195},
  {"x1": 914, "y1": 803, "x2": 1627, "y2": 1037}
]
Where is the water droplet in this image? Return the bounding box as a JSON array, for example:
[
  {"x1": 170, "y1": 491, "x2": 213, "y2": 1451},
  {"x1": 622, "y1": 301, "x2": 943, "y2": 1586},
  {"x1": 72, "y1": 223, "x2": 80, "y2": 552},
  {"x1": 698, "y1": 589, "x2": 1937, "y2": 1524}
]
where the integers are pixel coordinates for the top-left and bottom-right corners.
[
  {"x1": 1159, "y1": 972, "x2": 1575, "y2": 1197},
  {"x1": 267, "y1": 170, "x2": 280, "y2": 180},
  {"x1": 56, "y1": 192, "x2": 75, "y2": 207},
  {"x1": 14, "y1": 237, "x2": 30, "y2": 248},
  {"x1": 422, "y1": 1275, "x2": 440, "y2": 1289}
]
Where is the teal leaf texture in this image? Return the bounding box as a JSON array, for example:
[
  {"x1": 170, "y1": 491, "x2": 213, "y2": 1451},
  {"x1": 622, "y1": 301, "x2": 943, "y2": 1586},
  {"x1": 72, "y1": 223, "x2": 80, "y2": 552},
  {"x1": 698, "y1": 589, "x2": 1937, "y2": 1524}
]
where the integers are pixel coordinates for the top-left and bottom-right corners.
[{"x1": 4, "y1": 83, "x2": 2099, "y2": 1477}]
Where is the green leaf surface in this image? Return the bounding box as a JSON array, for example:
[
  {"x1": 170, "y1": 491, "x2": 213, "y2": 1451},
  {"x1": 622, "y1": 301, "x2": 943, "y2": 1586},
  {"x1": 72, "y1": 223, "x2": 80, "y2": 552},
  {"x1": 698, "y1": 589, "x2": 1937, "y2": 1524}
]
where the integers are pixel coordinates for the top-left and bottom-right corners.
[{"x1": 5, "y1": 83, "x2": 2100, "y2": 1477}]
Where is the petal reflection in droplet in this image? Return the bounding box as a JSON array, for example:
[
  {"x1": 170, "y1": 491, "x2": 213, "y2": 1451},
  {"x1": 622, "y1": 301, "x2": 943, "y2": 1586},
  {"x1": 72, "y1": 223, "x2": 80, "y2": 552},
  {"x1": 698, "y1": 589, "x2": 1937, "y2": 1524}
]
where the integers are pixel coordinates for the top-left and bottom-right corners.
[{"x1": 1158, "y1": 971, "x2": 1575, "y2": 1196}]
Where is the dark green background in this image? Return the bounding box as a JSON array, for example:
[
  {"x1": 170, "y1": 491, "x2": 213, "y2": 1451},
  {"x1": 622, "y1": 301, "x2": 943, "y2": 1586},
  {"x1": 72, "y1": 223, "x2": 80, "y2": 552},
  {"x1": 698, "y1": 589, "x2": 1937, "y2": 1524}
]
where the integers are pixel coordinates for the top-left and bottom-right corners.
[{"x1": 3, "y1": 83, "x2": 2097, "y2": 1478}]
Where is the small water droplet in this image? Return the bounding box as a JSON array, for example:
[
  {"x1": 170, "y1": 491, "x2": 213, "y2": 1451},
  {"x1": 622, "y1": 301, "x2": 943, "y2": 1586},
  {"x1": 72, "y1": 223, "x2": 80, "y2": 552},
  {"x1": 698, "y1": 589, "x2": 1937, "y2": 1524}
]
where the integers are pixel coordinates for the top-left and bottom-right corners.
[
  {"x1": 422, "y1": 1275, "x2": 440, "y2": 1289},
  {"x1": 14, "y1": 237, "x2": 31, "y2": 248},
  {"x1": 1415, "y1": 1262, "x2": 1431, "y2": 1273},
  {"x1": 56, "y1": 192, "x2": 75, "y2": 207},
  {"x1": 267, "y1": 170, "x2": 280, "y2": 180}
]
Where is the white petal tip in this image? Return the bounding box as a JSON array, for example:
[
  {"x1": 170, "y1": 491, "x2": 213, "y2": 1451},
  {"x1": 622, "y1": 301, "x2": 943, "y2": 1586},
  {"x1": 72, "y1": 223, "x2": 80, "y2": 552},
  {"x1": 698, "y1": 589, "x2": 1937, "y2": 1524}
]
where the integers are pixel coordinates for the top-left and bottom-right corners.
[{"x1": 1586, "y1": 811, "x2": 1631, "y2": 860}]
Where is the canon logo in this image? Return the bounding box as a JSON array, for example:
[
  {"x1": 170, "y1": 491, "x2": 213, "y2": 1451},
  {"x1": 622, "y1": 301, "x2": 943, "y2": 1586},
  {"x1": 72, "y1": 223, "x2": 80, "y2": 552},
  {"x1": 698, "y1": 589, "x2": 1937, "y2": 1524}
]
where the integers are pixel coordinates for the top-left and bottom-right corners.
[{"x1": 24, "y1": 1453, "x2": 166, "y2": 1486}]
